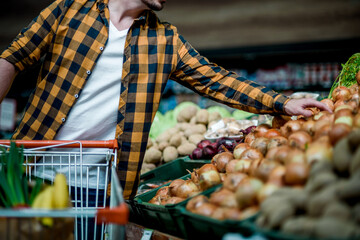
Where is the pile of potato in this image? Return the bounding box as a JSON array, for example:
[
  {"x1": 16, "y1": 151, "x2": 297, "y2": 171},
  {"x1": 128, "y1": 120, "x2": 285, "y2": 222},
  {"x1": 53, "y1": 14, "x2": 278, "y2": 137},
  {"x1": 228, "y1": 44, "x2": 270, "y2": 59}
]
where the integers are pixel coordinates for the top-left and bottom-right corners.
[
  {"x1": 141, "y1": 105, "x2": 222, "y2": 174},
  {"x1": 256, "y1": 130, "x2": 360, "y2": 239}
]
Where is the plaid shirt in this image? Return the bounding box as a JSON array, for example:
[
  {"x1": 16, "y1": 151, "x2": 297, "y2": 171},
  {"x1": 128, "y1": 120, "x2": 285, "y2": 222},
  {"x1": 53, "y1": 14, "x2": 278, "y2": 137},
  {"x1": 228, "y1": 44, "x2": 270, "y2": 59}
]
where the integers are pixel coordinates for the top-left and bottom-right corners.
[{"x1": 1, "y1": 0, "x2": 289, "y2": 199}]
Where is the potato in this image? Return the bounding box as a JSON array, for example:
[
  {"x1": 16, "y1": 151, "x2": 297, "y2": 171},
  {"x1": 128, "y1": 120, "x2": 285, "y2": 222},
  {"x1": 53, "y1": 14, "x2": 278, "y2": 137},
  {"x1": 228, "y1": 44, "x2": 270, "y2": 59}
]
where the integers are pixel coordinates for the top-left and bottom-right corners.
[
  {"x1": 195, "y1": 109, "x2": 209, "y2": 125},
  {"x1": 308, "y1": 160, "x2": 333, "y2": 179},
  {"x1": 281, "y1": 216, "x2": 316, "y2": 236},
  {"x1": 347, "y1": 129, "x2": 360, "y2": 152},
  {"x1": 266, "y1": 202, "x2": 296, "y2": 229},
  {"x1": 177, "y1": 106, "x2": 198, "y2": 122},
  {"x1": 350, "y1": 145, "x2": 360, "y2": 175},
  {"x1": 188, "y1": 134, "x2": 204, "y2": 145},
  {"x1": 353, "y1": 203, "x2": 360, "y2": 224},
  {"x1": 177, "y1": 142, "x2": 197, "y2": 156},
  {"x1": 156, "y1": 131, "x2": 172, "y2": 143},
  {"x1": 305, "y1": 171, "x2": 338, "y2": 194},
  {"x1": 147, "y1": 138, "x2": 154, "y2": 148},
  {"x1": 314, "y1": 217, "x2": 360, "y2": 239},
  {"x1": 333, "y1": 137, "x2": 353, "y2": 174},
  {"x1": 157, "y1": 141, "x2": 169, "y2": 151},
  {"x1": 143, "y1": 147, "x2": 162, "y2": 164},
  {"x1": 169, "y1": 134, "x2": 182, "y2": 147},
  {"x1": 322, "y1": 201, "x2": 352, "y2": 220},
  {"x1": 163, "y1": 146, "x2": 179, "y2": 163},
  {"x1": 337, "y1": 178, "x2": 360, "y2": 200},
  {"x1": 208, "y1": 111, "x2": 222, "y2": 123},
  {"x1": 184, "y1": 124, "x2": 207, "y2": 137}
]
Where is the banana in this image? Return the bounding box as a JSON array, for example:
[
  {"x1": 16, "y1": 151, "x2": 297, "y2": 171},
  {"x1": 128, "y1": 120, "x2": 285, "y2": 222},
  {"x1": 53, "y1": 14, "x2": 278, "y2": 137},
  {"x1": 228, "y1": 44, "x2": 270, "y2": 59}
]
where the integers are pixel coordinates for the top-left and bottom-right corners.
[
  {"x1": 53, "y1": 173, "x2": 70, "y2": 209},
  {"x1": 40, "y1": 186, "x2": 55, "y2": 227}
]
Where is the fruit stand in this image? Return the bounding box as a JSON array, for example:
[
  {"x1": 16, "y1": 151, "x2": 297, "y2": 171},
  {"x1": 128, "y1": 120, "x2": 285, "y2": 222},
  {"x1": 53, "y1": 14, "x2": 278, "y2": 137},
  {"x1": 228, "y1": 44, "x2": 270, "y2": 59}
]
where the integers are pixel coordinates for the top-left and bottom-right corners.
[{"x1": 127, "y1": 53, "x2": 360, "y2": 240}]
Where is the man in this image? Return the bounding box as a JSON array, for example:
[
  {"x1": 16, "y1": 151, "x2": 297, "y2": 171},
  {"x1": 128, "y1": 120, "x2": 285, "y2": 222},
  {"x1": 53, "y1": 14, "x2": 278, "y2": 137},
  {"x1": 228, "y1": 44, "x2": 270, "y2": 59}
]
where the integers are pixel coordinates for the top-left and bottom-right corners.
[{"x1": 0, "y1": 0, "x2": 331, "y2": 200}]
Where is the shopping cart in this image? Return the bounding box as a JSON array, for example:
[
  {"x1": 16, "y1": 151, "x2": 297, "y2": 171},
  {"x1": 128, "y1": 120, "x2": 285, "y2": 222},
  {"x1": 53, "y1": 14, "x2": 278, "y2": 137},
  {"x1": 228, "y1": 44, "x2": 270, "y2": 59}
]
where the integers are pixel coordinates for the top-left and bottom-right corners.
[{"x1": 0, "y1": 139, "x2": 129, "y2": 240}]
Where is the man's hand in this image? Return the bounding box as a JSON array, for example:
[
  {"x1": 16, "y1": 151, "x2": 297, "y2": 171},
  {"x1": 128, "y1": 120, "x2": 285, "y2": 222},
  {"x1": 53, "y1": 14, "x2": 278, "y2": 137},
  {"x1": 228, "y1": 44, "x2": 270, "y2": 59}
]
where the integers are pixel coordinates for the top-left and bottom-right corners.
[{"x1": 284, "y1": 98, "x2": 333, "y2": 118}]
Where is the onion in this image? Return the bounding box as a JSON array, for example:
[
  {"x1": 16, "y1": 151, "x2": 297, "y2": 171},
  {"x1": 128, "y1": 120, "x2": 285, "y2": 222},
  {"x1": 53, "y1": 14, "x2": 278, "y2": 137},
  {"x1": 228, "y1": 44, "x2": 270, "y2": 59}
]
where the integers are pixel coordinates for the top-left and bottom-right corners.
[
  {"x1": 190, "y1": 148, "x2": 203, "y2": 160},
  {"x1": 284, "y1": 162, "x2": 309, "y2": 185},
  {"x1": 197, "y1": 163, "x2": 218, "y2": 176},
  {"x1": 274, "y1": 145, "x2": 292, "y2": 164},
  {"x1": 334, "y1": 103, "x2": 354, "y2": 113},
  {"x1": 253, "y1": 160, "x2": 280, "y2": 182},
  {"x1": 353, "y1": 113, "x2": 360, "y2": 128},
  {"x1": 328, "y1": 123, "x2": 352, "y2": 145},
  {"x1": 335, "y1": 108, "x2": 353, "y2": 119},
  {"x1": 313, "y1": 122, "x2": 331, "y2": 140},
  {"x1": 248, "y1": 159, "x2": 263, "y2": 177},
  {"x1": 211, "y1": 152, "x2": 234, "y2": 173},
  {"x1": 332, "y1": 86, "x2": 352, "y2": 102},
  {"x1": 313, "y1": 111, "x2": 334, "y2": 122},
  {"x1": 349, "y1": 83, "x2": 359, "y2": 95},
  {"x1": 253, "y1": 123, "x2": 272, "y2": 137},
  {"x1": 272, "y1": 115, "x2": 290, "y2": 129},
  {"x1": 155, "y1": 186, "x2": 171, "y2": 199},
  {"x1": 233, "y1": 143, "x2": 250, "y2": 159},
  {"x1": 186, "y1": 195, "x2": 208, "y2": 211},
  {"x1": 288, "y1": 130, "x2": 312, "y2": 150},
  {"x1": 240, "y1": 148, "x2": 263, "y2": 161},
  {"x1": 235, "y1": 177, "x2": 263, "y2": 209},
  {"x1": 197, "y1": 139, "x2": 212, "y2": 149},
  {"x1": 256, "y1": 183, "x2": 280, "y2": 203},
  {"x1": 320, "y1": 98, "x2": 334, "y2": 112},
  {"x1": 264, "y1": 129, "x2": 282, "y2": 138},
  {"x1": 334, "y1": 99, "x2": 348, "y2": 110},
  {"x1": 301, "y1": 119, "x2": 316, "y2": 136},
  {"x1": 285, "y1": 148, "x2": 306, "y2": 165},
  {"x1": 225, "y1": 159, "x2": 239, "y2": 173},
  {"x1": 202, "y1": 144, "x2": 218, "y2": 159},
  {"x1": 234, "y1": 159, "x2": 252, "y2": 174},
  {"x1": 162, "y1": 196, "x2": 185, "y2": 205},
  {"x1": 265, "y1": 147, "x2": 280, "y2": 161},
  {"x1": 192, "y1": 202, "x2": 217, "y2": 217},
  {"x1": 223, "y1": 172, "x2": 248, "y2": 191},
  {"x1": 250, "y1": 137, "x2": 269, "y2": 156},
  {"x1": 209, "y1": 188, "x2": 238, "y2": 208},
  {"x1": 334, "y1": 116, "x2": 353, "y2": 127},
  {"x1": 211, "y1": 207, "x2": 227, "y2": 220},
  {"x1": 244, "y1": 132, "x2": 256, "y2": 145},
  {"x1": 149, "y1": 195, "x2": 162, "y2": 205},
  {"x1": 175, "y1": 179, "x2": 200, "y2": 198},
  {"x1": 280, "y1": 120, "x2": 304, "y2": 137},
  {"x1": 239, "y1": 206, "x2": 259, "y2": 220},
  {"x1": 267, "y1": 136, "x2": 288, "y2": 149},
  {"x1": 267, "y1": 165, "x2": 286, "y2": 186},
  {"x1": 169, "y1": 179, "x2": 186, "y2": 196},
  {"x1": 305, "y1": 140, "x2": 333, "y2": 165},
  {"x1": 199, "y1": 169, "x2": 222, "y2": 190},
  {"x1": 356, "y1": 70, "x2": 360, "y2": 85},
  {"x1": 223, "y1": 207, "x2": 243, "y2": 220}
]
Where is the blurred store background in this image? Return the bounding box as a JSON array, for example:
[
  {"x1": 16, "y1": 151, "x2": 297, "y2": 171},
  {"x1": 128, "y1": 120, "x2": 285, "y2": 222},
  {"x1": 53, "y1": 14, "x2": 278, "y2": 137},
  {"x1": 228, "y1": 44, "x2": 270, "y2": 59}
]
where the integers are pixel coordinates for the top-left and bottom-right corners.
[{"x1": 0, "y1": 0, "x2": 360, "y2": 137}]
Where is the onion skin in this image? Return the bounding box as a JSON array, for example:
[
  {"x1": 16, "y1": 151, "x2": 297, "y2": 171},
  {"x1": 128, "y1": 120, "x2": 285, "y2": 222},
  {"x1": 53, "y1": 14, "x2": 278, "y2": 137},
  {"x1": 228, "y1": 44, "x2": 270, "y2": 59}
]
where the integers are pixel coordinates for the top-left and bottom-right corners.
[
  {"x1": 288, "y1": 130, "x2": 312, "y2": 150},
  {"x1": 225, "y1": 159, "x2": 239, "y2": 173},
  {"x1": 280, "y1": 120, "x2": 304, "y2": 138},
  {"x1": 328, "y1": 123, "x2": 352, "y2": 146},
  {"x1": 156, "y1": 186, "x2": 171, "y2": 199},
  {"x1": 267, "y1": 136, "x2": 288, "y2": 149},
  {"x1": 175, "y1": 179, "x2": 200, "y2": 198},
  {"x1": 186, "y1": 195, "x2": 208, "y2": 211},
  {"x1": 264, "y1": 129, "x2": 282, "y2": 138},
  {"x1": 253, "y1": 123, "x2": 272, "y2": 138},
  {"x1": 244, "y1": 132, "x2": 256, "y2": 145},
  {"x1": 272, "y1": 115, "x2": 290, "y2": 129},
  {"x1": 267, "y1": 165, "x2": 286, "y2": 186},
  {"x1": 284, "y1": 162, "x2": 309, "y2": 186},
  {"x1": 234, "y1": 159, "x2": 252, "y2": 174},
  {"x1": 250, "y1": 137, "x2": 269, "y2": 156},
  {"x1": 192, "y1": 202, "x2": 217, "y2": 217},
  {"x1": 169, "y1": 179, "x2": 185, "y2": 196},
  {"x1": 301, "y1": 119, "x2": 316, "y2": 136},
  {"x1": 233, "y1": 143, "x2": 250, "y2": 159},
  {"x1": 305, "y1": 140, "x2": 333, "y2": 165},
  {"x1": 274, "y1": 145, "x2": 292, "y2": 164},
  {"x1": 162, "y1": 197, "x2": 186, "y2": 205},
  {"x1": 209, "y1": 188, "x2": 238, "y2": 208},
  {"x1": 223, "y1": 172, "x2": 248, "y2": 191},
  {"x1": 197, "y1": 163, "x2": 218, "y2": 176},
  {"x1": 332, "y1": 86, "x2": 352, "y2": 102},
  {"x1": 285, "y1": 148, "x2": 307, "y2": 165},
  {"x1": 240, "y1": 148, "x2": 264, "y2": 161},
  {"x1": 211, "y1": 152, "x2": 234, "y2": 173},
  {"x1": 320, "y1": 98, "x2": 334, "y2": 112},
  {"x1": 199, "y1": 169, "x2": 222, "y2": 190},
  {"x1": 235, "y1": 177, "x2": 263, "y2": 209},
  {"x1": 253, "y1": 160, "x2": 280, "y2": 182}
]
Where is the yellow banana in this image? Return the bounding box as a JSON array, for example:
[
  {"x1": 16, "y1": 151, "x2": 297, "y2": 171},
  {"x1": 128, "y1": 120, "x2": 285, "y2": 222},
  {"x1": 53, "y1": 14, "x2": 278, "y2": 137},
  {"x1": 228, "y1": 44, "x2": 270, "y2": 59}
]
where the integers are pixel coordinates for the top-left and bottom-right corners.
[
  {"x1": 40, "y1": 186, "x2": 55, "y2": 227},
  {"x1": 31, "y1": 189, "x2": 45, "y2": 209},
  {"x1": 53, "y1": 173, "x2": 69, "y2": 209}
]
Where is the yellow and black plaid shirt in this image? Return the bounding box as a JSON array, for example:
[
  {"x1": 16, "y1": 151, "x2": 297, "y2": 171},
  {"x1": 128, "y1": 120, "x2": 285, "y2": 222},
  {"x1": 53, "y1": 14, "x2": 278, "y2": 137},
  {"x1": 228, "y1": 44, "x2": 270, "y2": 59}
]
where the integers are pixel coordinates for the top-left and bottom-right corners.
[{"x1": 1, "y1": 0, "x2": 289, "y2": 199}]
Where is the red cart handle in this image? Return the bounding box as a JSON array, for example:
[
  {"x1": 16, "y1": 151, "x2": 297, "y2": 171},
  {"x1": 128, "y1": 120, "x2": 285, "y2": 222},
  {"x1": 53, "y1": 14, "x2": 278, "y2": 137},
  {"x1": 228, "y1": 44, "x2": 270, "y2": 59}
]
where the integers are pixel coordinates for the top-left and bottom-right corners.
[
  {"x1": 96, "y1": 202, "x2": 129, "y2": 225},
  {"x1": 0, "y1": 139, "x2": 118, "y2": 149}
]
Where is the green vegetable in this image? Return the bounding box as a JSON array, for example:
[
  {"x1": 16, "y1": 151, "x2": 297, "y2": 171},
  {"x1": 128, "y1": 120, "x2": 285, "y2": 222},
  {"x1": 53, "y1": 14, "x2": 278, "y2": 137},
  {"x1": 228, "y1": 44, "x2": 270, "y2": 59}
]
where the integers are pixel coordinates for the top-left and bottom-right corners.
[
  {"x1": 207, "y1": 106, "x2": 232, "y2": 118},
  {"x1": 232, "y1": 109, "x2": 256, "y2": 120},
  {"x1": 0, "y1": 142, "x2": 42, "y2": 208},
  {"x1": 328, "y1": 53, "x2": 360, "y2": 98}
]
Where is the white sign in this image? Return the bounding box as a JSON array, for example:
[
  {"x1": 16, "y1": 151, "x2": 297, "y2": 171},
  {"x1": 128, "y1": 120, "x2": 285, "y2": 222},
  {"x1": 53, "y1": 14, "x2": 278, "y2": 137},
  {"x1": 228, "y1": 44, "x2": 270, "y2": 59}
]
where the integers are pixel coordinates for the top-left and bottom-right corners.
[{"x1": 0, "y1": 98, "x2": 17, "y2": 131}]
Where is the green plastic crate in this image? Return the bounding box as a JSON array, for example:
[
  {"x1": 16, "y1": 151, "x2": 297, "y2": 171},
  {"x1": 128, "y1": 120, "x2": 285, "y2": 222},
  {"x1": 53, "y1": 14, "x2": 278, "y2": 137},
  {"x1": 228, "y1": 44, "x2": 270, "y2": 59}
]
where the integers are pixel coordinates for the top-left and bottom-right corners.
[
  {"x1": 175, "y1": 185, "x2": 257, "y2": 240},
  {"x1": 133, "y1": 175, "x2": 220, "y2": 238}
]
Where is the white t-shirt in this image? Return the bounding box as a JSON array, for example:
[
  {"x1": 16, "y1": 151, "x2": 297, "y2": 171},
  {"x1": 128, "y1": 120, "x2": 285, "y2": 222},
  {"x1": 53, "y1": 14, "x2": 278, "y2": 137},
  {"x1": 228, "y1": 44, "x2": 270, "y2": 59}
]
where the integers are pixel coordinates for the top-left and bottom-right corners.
[{"x1": 37, "y1": 22, "x2": 128, "y2": 189}]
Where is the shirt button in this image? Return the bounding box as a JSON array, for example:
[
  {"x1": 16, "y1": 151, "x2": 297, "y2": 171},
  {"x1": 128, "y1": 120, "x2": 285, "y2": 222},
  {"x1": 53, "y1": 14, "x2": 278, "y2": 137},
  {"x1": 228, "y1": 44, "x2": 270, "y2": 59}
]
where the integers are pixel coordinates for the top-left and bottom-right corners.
[
  {"x1": 99, "y1": 46, "x2": 104, "y2": 51},
  {"x1": 74, "y1": 94, "x2": 79, "y2": 99},
  {"x1": 61, "y1": 118, "x2": 66, "y2": 123},
  {"x1": 86, "y1": 70, "x2": 91, "y2": 75}
]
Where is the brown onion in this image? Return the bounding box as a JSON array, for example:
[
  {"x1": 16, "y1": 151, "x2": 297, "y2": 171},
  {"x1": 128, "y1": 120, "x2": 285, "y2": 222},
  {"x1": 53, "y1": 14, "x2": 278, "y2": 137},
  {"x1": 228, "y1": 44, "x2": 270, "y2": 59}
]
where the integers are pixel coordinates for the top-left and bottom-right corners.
[
  {"x1": 267, "y1": 136, "x2": 288, "y2": 149},
  {"x1": 250, "y1": 137, "x2": 269, "y2": 156},
  {"x1": 156, "y1": 186, "x2": 171, "y2": 199},
  {"x1": 335, "y1": 108, "x2": 353, "y2": 119},
  {"x1": 234, "y1": 159, "x2": 252, "y2": 174},
  {"x1": 285, "y1": 148, "x2": 307, "y2": 165},
  {"x1": 272, "y1": 115, "x2": 290, "y2": 129},
  {"x1": 175, "y1": 179, "x2": 200, "y2": 198},
  {"x1": 280, "y1": 120, "x2": 304, "y2": 137},
  {"x1": 248, "y1": 159, "x2": 263, "y2": 177},
  {"x1": 209, "y1": 188, "x2": 238, "y2": 208},
  {"x1": 349, "y1": 83, "x2": 359, "y2": 95},
  {"x1": 332, "y1": 86, "x2": 352, "y2": 102},
  {"x1": 149, "y1": 195, "x2": 162, "y2": 205},
  {"x1": 223, "y1": 172, "x2": 248, "y2": 191},
  {"x1": 267, "y1": 165, "x2": 286, "y2": 186},
  {"x1": 313, "y1": 122, "x2": 331, "y2": 140},
  {"x1": 305, "y1": 140, "x2": 333, "y2": 165},
  {"x1": 233, "y1": 143, "x2": 250, "y2": 159},
  {"x1": 301, "y1": 119, "x2": 316, "y2": 136},
  {"x1": 211, "y1": 152, "x2": 234, "y2": 173},
  {"x1": 253, "y1": 123, "x2": 272, "y2": 138},
  {"x1": 264, "y1": 129, "x2": 282, "y2": 138},
  {"x1": 334, "y1": 116, "x2": 353, "y2": 127},
  {"x1": 256, "y1": 183, "x2": 280, "y2": 203},
  {"x1": 225, "y1": 159, "x2": 239, "y2": 173},
  {"x1": 265, "y1": 147, "x2": 280, "y2": 161},
  {"x1": 353, "y1": 113, "x2": 360, "y2": 128},
  {"x1": 328, "y1": 123, "x2": 352, "y2": 145},
  {"x1": 193, "y1": 202, "x2": 217, "y2": 217},
  {"x1": 199, "y1": 169, "x2": 222, "y2": 190},
  {"x1": 211, "y1": 207, "x2": 227, "y2": 220},
  {"x1": 239, "y1": 206, "x2": 259, "y2": 220},
  {"x1": 162, "y1": 196, "x2": 185, "y2": 205},
  {"x1": 240, "y1": 148, "x2": 263, "y2": 161},
  {"x1": 334, "y1": 99, "x2": 348, "y2": 110},
  {"x1": 169, "y1": 179, "x2": 185, "y2": 196},
  {"x1": 288, "y1": 130, "x2": 312, "y2": 150},
  {"x1": 284, "y1": 162, "x2": 309, "y2": 185},
  {"x1": 235, "y1": 177, "x2": 263, "y2": 209},
  {"x1": 253, "y1": 160, "x2": 280, "y2": 182},
  {"x1": 274, "y1": 145, "x2": 292, "y2": 164},
  {"x1": 320, "y1": 98, "x2": 334, "y2": 112},
  {"x1": 223, "y1": 207, "x2": 243, "y2": 220},
  {"x1": 197, "y1": 163, "x2": 218, "y2": 176},
  {"x1": 186, "y1": 195, "x2": 208, "y2": 211}
]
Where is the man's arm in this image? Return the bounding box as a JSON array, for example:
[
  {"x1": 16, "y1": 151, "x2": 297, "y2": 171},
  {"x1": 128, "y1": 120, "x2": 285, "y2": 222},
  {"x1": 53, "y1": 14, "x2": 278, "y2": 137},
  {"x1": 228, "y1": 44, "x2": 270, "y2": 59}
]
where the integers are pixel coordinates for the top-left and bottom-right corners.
[{"x1": 0, "y1": 59, "x2": 17, "y2": 103}]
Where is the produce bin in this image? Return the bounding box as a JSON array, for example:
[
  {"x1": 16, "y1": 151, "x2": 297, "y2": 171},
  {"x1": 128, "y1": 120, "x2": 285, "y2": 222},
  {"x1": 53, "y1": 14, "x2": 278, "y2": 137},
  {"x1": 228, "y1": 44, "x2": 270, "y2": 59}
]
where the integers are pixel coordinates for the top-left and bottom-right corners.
[
  {"x1": 175, "y1": 185, "x2": 257, "y2": 240},
  {"x1": 128, "y1": 157, "x2": 210, "y2": 225},
  {"x1": 132, "y1": 175, "x2": 220, "y2": 238}
]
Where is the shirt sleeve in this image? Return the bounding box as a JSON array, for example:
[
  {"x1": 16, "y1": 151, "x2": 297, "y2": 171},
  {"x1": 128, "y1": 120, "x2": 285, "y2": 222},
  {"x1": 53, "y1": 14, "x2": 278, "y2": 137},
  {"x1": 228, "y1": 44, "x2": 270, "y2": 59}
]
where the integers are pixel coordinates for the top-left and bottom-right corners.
[
  {"x1": 170, "y1": 34, "x2": 290, "y2": 115},
  {"x1": 0, "y1": 0, "x2": 66, "y2": 72}
]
